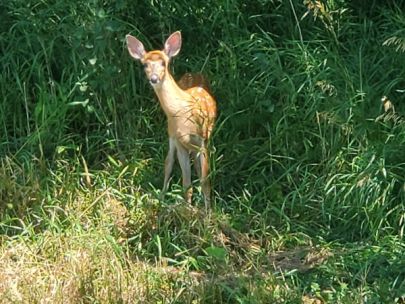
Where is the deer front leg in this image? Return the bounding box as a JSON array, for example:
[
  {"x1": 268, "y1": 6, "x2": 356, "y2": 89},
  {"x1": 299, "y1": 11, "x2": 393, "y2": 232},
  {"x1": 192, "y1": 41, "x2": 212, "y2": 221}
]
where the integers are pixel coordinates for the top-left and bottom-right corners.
[
  {"x1": 161, "y1": 137, "x2": 176, "y2": 198},
  {"x1": 176, "y1": 142, "x2": 192, "y2": 203}
]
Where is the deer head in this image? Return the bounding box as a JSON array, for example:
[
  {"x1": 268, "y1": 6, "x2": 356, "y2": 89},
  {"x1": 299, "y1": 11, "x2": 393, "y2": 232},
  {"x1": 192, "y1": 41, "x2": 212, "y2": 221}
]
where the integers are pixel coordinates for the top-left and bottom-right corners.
[{"x1": 126, "y1": 31, "x2": 182, "y2": 86}]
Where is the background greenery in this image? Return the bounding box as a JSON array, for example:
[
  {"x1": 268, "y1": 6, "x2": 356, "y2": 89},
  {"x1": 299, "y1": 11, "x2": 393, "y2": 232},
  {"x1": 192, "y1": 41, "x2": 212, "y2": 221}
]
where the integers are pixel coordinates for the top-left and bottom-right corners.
[{"x1": 0, "y1": 0, "x2": 404, "y2": 303}]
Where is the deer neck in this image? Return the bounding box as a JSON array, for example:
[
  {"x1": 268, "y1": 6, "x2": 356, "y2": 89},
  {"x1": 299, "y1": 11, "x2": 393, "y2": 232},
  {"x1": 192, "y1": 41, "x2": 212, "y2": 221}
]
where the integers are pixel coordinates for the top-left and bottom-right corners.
[{"x1": 152, "y1": 72, "x2": 190, "y2": 117}]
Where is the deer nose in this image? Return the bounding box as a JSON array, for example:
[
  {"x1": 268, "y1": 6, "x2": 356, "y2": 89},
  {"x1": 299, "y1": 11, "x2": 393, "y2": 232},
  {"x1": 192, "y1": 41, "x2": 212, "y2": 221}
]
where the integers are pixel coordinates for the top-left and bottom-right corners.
[{"x1": 150, "y1": 74, "x2": 159, "y2": 84}]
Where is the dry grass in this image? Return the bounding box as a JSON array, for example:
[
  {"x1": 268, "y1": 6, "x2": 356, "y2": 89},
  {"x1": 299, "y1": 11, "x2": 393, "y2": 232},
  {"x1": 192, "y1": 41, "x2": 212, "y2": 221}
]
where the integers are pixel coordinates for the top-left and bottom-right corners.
[
  {"x1": 0, "y1": 231, "x2": 202, "y2": 303},
  {"x1": 1, "y1": 1, "x2": 404, "y2": 303}
]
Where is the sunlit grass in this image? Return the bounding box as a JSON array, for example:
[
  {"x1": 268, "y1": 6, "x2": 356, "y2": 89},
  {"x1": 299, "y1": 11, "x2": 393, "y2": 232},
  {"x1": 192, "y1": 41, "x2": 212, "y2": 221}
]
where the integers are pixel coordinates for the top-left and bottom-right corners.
[{"x1": 0, "y1": 0, "x2": 404, "y2": 303}]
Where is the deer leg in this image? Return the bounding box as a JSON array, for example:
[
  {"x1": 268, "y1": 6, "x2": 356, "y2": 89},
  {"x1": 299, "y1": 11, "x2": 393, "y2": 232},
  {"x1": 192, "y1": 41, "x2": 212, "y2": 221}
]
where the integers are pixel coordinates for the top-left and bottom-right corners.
[
  {"x1": 161, "y1": 137, "x2": 176, "y2": 198},
  {"x1": 176, "y1": 143, "x2": 192, "y2": 203},
  {"x1": 200, "y1": 144, "x2": 211, "y2": 210},
  {"x1": 192, "y1": 151, "x2": 202, "y2": 179}
]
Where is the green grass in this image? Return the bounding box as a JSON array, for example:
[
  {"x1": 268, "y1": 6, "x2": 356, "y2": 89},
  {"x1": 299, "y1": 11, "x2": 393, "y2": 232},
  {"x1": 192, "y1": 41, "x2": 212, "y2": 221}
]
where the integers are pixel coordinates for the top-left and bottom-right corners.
[{"x1": 1, "y1": 0, "x2": 404, "y2": 303}]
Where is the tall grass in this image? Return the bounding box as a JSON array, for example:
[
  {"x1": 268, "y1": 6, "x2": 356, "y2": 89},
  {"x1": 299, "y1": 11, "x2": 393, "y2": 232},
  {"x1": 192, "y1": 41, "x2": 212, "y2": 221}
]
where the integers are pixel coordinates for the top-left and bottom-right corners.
[{"x1": 1, "y1": 0, "x2": 404, "y2": 303}]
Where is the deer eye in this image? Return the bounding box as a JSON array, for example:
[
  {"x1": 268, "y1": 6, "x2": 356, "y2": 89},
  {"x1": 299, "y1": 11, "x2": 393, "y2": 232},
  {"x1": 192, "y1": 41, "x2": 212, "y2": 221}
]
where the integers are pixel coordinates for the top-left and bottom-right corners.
[{"x1": 143, "y1": 63, "x2": 148, "y2": 69}]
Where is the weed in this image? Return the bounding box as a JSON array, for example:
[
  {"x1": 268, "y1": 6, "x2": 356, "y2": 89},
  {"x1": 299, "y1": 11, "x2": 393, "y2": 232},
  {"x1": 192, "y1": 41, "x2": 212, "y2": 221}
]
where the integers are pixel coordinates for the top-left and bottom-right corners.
[{"x1": 0, "y1": 0, "x2": 404, "y2": 303}]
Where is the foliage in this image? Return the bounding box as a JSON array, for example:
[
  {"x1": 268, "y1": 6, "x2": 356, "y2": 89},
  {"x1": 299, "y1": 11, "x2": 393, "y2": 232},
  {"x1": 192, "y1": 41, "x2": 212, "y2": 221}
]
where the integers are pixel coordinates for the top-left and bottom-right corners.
[{"x1": 0, "y1": 0, "x2": 404, "y2": 303}]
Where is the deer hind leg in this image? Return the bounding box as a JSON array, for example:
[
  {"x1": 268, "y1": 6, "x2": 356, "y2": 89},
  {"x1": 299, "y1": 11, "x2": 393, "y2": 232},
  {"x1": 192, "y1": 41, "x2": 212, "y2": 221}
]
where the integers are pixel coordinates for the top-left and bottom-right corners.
[
  {"x1": 162, "y1": 137, "x2": 176, "y2": 198},
  {"x1": 199, "y1": 143, "x2": 211, "y2": 210},
  {"x1": 192, "y1": 151, "x2": 202, "y2": 179},
  {"x1": 176, "y1": 142, "x2": 192, "y2": 203}
]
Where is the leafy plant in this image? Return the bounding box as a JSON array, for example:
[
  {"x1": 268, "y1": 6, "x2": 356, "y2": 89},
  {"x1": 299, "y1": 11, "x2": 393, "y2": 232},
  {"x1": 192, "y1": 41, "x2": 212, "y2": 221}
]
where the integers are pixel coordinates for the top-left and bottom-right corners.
[{"x1": 0, "y1": 0, "x2": 404, "y2": 303}]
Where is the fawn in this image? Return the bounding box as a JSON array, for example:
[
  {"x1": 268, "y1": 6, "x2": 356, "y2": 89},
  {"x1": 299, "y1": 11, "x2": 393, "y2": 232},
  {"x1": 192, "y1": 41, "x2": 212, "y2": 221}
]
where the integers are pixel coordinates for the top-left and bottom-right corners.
[{"x1": 126, "y1": 31, "x2": 217, "y2": 209}]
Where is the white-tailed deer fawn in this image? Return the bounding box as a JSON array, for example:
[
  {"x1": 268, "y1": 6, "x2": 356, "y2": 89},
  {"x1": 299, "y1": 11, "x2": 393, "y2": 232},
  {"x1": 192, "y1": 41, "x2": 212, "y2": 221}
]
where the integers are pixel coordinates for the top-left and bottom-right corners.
[{"x1": 126, "y1": 31, "x2": 217, "y2": 209}]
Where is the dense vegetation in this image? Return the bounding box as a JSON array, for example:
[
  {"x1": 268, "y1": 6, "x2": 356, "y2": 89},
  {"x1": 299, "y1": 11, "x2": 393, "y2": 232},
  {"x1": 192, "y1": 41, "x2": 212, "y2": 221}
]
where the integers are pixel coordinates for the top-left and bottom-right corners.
[{"x1": 0, "y1": 0, "x2": 404, "y2": 303}]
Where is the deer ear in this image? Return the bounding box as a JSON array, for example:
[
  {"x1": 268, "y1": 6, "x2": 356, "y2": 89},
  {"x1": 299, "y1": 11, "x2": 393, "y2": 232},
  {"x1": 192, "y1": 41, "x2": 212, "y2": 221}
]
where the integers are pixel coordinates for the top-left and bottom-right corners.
[
  {"x1": 126, "y1": 34, "x2": 145, "y2": 60},
  {"x1": 164, "y1": 31, "x2": 182, "y2": 58}
]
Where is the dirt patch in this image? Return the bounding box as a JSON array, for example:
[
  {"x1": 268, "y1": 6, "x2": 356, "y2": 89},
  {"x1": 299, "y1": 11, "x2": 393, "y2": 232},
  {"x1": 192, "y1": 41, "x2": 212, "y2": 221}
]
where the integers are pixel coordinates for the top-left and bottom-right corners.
[{"x1": 269, "y1": 246, "x2": 333, "y2": 273}]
